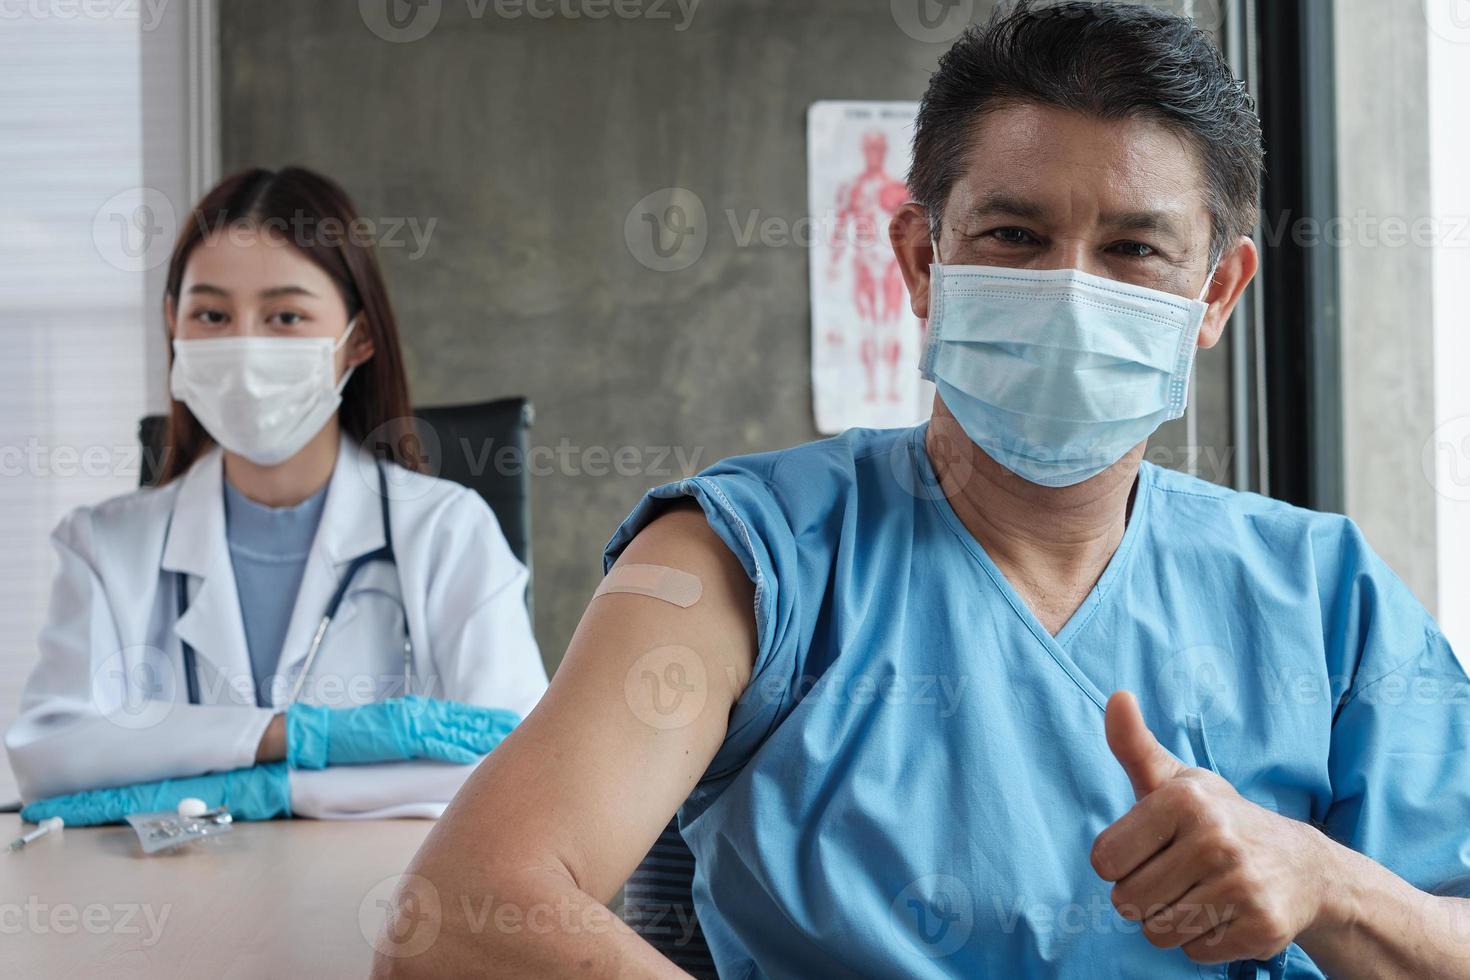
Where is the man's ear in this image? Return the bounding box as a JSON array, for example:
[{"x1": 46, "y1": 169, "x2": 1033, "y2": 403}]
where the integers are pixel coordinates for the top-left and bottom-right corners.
[
  {"x1": 1197, "y1": 235, "x2": 1259, "y2": 350},
  {"x1": 890, "y1": 202, "x2": 936, "y2": 320},
  {"x1": 346, "y1": 318, "x2": 376, "y2": 368}
]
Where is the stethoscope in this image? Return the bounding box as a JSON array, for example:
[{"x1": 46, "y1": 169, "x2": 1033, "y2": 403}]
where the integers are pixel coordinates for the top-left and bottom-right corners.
[{"x1": 176, "y1": 462, "x2": 412, "y2": 705}]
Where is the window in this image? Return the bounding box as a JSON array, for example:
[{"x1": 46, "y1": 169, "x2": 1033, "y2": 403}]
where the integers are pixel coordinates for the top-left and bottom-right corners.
[{"x1": 0, "y1": 1, "x2": 213, "y2": 803}]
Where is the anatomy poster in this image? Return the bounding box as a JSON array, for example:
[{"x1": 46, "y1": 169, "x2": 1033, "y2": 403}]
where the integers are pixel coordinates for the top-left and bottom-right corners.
[{"x1": 808, "y1": 100, "x2": 933, "y2": 434}]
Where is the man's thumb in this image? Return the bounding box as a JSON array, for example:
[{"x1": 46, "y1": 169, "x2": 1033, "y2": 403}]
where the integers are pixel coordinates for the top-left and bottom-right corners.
[{"x1": 1105, "y1": 690, "x2": 1184, "y2": 800}]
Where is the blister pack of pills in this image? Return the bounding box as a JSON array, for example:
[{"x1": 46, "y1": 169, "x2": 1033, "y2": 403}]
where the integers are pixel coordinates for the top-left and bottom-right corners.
[{"x1": 124, "y1": 808, "x2": 234, "y2": 855}]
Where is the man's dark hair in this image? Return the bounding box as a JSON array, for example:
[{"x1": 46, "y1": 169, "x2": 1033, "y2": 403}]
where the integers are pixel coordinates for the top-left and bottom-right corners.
[{"x1": 909, "y1": 0, "x2": 1263, "y2": 261}]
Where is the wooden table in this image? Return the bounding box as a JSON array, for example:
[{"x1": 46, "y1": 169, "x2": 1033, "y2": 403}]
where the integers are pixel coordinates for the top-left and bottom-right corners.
[{"x1": 0, "y1": 813, "x2": 434, "y2": 979}]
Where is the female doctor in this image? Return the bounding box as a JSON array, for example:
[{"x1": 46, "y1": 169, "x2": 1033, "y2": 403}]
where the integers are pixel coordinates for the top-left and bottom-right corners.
[{"x1": 4, "y1": 167, "x2": 548, "y2": 823}]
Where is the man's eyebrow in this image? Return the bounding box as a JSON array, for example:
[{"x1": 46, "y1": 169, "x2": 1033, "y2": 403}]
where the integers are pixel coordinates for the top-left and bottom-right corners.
[
  {"x1": 960, "y1": 193, "x2": 1051, "y2": 223},
  {"x1": 1099, "y1": 208, "x2": 1190, "y2": 240},
  {"x1": 959, "y1": 195, "x2": 1193, "y2": 241}
]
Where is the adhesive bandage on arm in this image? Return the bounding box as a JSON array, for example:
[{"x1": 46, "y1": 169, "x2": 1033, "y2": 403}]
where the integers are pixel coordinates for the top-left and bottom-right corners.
[{"x1": 594, "y1": 563, "x2": 703, "y2": 608}]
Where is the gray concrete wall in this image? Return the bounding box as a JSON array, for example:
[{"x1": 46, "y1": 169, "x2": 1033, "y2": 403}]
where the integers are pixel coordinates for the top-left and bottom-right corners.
[
  {"x1": 216, "y1": 0, "x2": 1232, "y2": 672},
  {"x1": 1333, "y1": 0, "x2": 1439, "y2": 610}
]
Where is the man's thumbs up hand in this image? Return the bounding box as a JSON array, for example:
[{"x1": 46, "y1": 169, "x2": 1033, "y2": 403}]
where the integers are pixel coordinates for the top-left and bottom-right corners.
[
  {"x1": 1105, "y1": 690, "x2": 1187, "y2": 800},
  {"x1": 1090, "y1": 690, "x2": 1334, "y2": 966}
]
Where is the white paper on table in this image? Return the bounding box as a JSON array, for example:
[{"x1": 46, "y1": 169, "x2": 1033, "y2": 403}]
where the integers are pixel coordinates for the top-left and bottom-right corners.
[{"x1": 807, "y1": 100, "x2": 935, "y2": 435}]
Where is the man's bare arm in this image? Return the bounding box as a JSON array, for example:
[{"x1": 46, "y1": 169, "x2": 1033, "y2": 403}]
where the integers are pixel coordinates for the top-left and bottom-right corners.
[
  {"x1": 1293, "y1": 842, "x2": 1470, "y2": 979},
  {"x1": 372, "y1": 501, "x2": 757, "y2": 978}
]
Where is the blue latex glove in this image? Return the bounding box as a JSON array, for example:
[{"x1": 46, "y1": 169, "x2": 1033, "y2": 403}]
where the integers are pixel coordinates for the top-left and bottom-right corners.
[
  {"x1": 285, "y1": 696, "x2": 521, "y2": 770},
  {"x1": 20, "y1": 762, "x2": 291, "y2": 827}
]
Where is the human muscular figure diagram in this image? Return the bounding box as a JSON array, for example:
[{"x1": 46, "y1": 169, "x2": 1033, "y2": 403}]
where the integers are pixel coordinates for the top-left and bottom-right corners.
[{"x1": 827, "y1": 130, "x2": 914, "y2": 403}]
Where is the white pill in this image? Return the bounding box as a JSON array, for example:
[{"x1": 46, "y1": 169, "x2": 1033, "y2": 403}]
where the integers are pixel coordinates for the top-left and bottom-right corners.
[{"x1": 176, "y1": 797, "x2": 208, "y2": 818}]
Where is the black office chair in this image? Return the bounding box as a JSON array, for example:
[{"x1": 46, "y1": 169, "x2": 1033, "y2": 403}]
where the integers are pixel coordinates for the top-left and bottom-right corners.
[
  {"x1": 138, "y1": 397, "x2": 536, "y2": 606},
  {"x1": 623, "y1": 817, "x2": 717, "y2": 976}
]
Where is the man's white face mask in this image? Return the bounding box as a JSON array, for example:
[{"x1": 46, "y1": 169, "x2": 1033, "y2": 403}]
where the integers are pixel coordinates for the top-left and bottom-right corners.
[{"x1": 920, "y1": 257, "x2": 1216, "y2": 487}]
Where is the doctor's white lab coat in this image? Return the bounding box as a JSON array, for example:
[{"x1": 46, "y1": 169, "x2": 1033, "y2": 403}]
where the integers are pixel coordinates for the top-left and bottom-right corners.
[{"x1": 4, "y1": 433, "x2": 548, "y2": 818}]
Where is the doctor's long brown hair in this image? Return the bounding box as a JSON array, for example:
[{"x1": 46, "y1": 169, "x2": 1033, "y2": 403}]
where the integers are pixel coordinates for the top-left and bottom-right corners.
[{"x1": 156, "y1": 166, "x2": 422, "y2": 483}]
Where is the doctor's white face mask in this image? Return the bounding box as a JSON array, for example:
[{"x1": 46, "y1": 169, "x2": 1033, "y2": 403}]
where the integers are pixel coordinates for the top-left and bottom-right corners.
[
  {"x1": 170, "y1": 317, "x2": 359, "y2": 466},
  {"x1": 920, "y1": 260, "x2": 1216, "y2": 488}
]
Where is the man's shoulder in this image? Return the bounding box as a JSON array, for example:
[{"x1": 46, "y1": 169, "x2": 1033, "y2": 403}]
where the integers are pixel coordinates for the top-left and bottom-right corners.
[
  {"x1": 1144, "y1": 462, "x2": 1366, "y2": 559},
  {"x1": 699, "y1": 425, "x2": 918, "y2": 495},
  {"x1": 605, "y1": 426, "x2": 918, "y2": 571},
  {"x1": 1147, "y1": 462, "x2": 1339, "y2": 522}
]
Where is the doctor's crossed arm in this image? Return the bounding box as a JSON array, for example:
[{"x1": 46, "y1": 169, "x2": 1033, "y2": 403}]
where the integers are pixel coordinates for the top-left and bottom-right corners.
[
  {"x1": 19, "y1": 698, "x2": 521, "y2": 827},
  {"x1": 4, "y1": 166, "x2": 547, "y2": 822}
]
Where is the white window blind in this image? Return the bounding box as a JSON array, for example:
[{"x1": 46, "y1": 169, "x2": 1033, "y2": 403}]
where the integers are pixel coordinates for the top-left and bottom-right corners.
[
  {"x1": 1429, "y1": 13, "x2": 1470, "y2": 659},
  {"x1": 0, "y1": 10, "x2": 155, "y2": 804}
]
